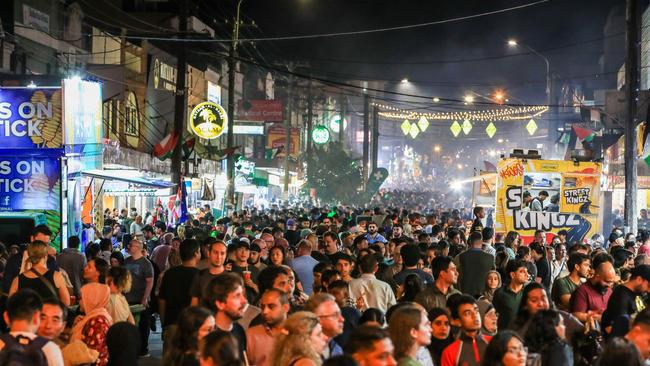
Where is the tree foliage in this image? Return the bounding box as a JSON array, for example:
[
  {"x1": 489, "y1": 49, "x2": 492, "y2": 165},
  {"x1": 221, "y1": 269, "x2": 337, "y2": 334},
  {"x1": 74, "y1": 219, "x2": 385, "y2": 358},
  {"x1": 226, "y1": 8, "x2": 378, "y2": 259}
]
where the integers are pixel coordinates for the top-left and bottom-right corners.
[{"x1": 304, "y1": 143, "x2": 363, "y2": 204}]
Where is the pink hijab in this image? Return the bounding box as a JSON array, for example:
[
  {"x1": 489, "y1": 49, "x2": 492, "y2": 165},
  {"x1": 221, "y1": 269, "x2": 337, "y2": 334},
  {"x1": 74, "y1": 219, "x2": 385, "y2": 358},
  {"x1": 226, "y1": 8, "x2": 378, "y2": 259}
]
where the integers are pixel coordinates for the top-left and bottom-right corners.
[{"x1": 72, "y1": 283, "x2": 113, "y2": 341}]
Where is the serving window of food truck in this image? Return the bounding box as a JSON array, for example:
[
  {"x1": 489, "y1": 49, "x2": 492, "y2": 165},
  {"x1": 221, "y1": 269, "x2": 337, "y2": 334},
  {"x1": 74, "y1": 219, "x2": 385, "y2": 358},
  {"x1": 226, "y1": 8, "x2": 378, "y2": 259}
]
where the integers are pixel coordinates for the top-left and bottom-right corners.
[{"x1": 495, "y1": 158, "x2": 601, "y2": 244}]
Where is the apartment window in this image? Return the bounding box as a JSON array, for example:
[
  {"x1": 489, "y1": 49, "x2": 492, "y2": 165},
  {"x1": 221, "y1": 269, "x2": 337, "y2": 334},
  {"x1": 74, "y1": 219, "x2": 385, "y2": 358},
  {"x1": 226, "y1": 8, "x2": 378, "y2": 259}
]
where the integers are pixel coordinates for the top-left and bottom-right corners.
[
  {"x1": 103, "y1": 99, "x2": 119, "y2": 135},
  {"x1": 124, "y1": 92, "x2": 139, "y2": 136}
]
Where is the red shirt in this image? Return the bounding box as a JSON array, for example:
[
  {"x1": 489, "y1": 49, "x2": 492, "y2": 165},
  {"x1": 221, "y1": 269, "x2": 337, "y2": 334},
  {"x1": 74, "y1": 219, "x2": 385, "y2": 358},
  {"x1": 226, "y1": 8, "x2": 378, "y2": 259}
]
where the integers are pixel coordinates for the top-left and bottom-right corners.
[{"x1": 569, "y1": 280, "x2": 612, "y2": 314}]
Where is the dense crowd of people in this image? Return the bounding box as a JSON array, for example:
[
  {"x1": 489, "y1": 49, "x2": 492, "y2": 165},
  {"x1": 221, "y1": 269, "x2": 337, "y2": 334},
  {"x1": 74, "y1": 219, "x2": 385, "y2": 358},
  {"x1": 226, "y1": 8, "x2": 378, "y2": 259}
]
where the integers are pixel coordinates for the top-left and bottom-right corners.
[{"x1": 1, "y1": 202, "x2": 650, "y2": 366}]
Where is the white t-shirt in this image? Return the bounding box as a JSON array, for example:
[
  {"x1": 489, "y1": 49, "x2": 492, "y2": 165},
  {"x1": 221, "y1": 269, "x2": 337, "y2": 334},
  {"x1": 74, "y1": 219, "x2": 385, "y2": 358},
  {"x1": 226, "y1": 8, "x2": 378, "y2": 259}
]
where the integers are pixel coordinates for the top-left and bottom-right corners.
[{"x1": 0, "y1": 331, "x2": 64, "y2": 366}]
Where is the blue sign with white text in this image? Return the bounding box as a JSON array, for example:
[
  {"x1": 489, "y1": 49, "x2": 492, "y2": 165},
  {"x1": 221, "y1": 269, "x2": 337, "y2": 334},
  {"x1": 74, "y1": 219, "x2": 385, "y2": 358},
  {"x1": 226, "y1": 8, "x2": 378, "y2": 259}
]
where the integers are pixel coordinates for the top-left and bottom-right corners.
[
  {"x1": 0, "y1": 155, "x2": 61, "y2": 211},
  {"x1": 0, "y1": 87, "x2": 63, "y2": 149}
]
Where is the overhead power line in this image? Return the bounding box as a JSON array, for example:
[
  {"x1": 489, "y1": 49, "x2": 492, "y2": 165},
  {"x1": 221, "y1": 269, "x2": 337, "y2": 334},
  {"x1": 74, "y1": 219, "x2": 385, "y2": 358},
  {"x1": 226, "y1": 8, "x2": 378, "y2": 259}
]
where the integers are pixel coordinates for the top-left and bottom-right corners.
[{"x1": 68, "y1": 0, "x2": 549, "y2": 43}]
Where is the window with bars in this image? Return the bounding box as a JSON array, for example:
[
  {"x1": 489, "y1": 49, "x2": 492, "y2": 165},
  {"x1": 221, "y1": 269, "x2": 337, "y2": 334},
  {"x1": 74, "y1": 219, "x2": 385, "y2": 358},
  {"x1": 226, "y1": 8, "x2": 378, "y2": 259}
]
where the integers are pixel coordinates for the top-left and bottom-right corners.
[{"x1": 124, "y1": 92, "x2": 139, "y2": 136}]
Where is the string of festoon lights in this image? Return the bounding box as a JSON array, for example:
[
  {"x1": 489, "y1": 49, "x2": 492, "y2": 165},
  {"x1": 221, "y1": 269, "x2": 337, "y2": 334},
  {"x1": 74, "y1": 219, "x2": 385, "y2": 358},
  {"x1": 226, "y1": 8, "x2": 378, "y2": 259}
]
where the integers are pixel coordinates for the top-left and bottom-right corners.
[
  {"x1": 372, "y1": 103, "x2": 548, "y2": 121},
  {"x1": 370, "y1": 102, "x2": 549, "y2": 139}
]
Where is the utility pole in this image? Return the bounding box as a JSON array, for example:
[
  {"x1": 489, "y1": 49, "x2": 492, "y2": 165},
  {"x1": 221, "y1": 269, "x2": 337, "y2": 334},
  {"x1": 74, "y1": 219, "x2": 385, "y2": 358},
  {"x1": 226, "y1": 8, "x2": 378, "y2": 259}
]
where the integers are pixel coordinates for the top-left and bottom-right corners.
[
  {"x1": 624, "y1": 0, "x2": 640, "y2": 233},
  {"x1": 339, "y1": 95, "x2": 345, "y2": 145},
  {"x1": 372, "y1": 105, "x2": 379, "y2": 170},
  {"x1": 283, "y1": 73, "x2": 293, "y2": 200},
  {"x1": 170, "y1": 0, "x2": 187, "y2": 186},
  {"x1": 226, "y1": 0, "x2": 244, "y2": 207},
  {"x1": 362, "y1": 93, "x2": 370, "y2": 186},
  {"x1": 306, "y1": 80, "x2": 313, "y2": 164}
]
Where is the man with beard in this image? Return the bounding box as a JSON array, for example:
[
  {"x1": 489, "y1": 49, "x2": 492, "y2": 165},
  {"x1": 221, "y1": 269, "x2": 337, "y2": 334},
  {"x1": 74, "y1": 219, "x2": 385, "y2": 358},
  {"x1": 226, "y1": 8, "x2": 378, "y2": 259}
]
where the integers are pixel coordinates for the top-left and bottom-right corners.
[
  {"x1": 206, "y1": 272, "x2": 249, "y2": 358},
  {"x1": 551, "y1": 253, "x2": 590, "y2": 311},
  {"x1": 246, "y1": 289, "x2": 290, "y2": 366},
  {"x1": 570, "y1": 254, "x2": 616, "y2": 323},
  {"x1": 365, "y1": 223, "x2": 387, "y2": 245},
  {"x1": 390, "y1": 224, "x2": 409, "y2": 243},
  {"x1": 248, "y1": 241, "x2": 267, "y2": 271},
  {"x1": 190, "y1": 240, "x2": 227, "y2": 306},
  {"x1": 602, "y1": 265, "x2": 650, "y2": 337}
]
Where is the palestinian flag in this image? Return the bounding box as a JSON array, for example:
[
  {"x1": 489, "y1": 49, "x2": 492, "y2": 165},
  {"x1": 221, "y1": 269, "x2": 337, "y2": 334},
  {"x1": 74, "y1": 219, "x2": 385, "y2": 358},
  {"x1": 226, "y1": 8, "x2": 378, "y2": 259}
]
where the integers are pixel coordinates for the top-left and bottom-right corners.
[
  {"x1": 153, "y1": 132, "x2": 180, "y2": 161},
  {"x1": 208, "y1": 146, "x2": 240, "y2": 160},
  {"x1": 265, "y1": 146, "x2": 284, "y2": 160},
  {"x1": 182, "y1": 137, "x2": 196, "y2": 160},
  {"x1": 572, "y1": 126, "x2": 595, "y2": 143}
]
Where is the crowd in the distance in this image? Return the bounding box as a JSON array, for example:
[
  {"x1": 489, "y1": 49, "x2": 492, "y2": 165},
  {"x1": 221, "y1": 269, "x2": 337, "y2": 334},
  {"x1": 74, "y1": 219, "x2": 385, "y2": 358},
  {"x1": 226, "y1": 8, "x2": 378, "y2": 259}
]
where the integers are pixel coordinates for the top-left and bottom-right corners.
[{"x1": 1, "y1": 203, "x2": 650, "y2": 366}]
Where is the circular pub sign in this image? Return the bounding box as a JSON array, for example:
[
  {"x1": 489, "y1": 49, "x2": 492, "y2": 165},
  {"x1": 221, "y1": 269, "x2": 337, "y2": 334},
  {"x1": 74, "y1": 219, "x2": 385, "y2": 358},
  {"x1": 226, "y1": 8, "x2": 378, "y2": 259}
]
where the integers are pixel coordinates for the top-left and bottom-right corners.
[
  {"x1": 312, "y1": 125, "x2": 330, "y2": 145},
  {"x1": 190, "y1": 102, "x2": 228, "y2": 139}
]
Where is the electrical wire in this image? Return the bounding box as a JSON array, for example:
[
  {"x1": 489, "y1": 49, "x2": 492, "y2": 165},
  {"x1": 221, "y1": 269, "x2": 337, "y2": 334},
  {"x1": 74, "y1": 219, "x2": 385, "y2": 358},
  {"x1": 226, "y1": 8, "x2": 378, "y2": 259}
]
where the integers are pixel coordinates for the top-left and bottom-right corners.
[{"x1": 63, "y1": 0, "x2": 549, "y2": 43}]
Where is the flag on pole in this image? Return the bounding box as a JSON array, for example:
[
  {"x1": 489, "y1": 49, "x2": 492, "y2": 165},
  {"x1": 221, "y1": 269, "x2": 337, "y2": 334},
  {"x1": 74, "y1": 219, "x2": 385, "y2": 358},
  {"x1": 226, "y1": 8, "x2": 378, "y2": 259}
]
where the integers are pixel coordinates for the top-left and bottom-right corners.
[
  {"x1": 153, "y1": 132, "x2": 180, "y2": 161},
  {"x1": 207, "y1": 146, "x2": 240, "y2": 160},
  {"x1": 265, "y1": 146, "x2": 284, "y2": 160},
  {"x1": 572, "y1": 126, "x2": 595, "y2": 143},
  {"x1": 182, "y1": 137, "x2": 196, "y2": 160},
  {"x1": 172, "y1": 177, "x2": 189, "y2": 224}
]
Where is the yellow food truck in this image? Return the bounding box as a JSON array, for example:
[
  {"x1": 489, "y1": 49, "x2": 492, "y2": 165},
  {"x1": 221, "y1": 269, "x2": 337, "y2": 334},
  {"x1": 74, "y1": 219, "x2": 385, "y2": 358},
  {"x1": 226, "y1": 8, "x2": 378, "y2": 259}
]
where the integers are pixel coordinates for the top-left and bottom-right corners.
[{"x1": 494, "y1": 157, "x2": 602, "y2": 244}]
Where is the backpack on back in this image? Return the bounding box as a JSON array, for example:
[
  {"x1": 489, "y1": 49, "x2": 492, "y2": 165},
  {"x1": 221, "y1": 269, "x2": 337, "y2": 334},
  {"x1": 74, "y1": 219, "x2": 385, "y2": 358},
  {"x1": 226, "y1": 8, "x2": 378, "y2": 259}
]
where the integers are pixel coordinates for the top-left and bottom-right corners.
[{"x1": 0, "y1": 333, "x2": 49, "y2": 366}]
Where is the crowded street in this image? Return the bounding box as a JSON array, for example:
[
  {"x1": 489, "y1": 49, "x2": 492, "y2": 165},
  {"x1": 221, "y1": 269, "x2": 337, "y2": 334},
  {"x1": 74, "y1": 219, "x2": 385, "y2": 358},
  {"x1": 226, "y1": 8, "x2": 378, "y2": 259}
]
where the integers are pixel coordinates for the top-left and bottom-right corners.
[{"x1": 0, "y1": 0, "x2": 649, "y2": 365}]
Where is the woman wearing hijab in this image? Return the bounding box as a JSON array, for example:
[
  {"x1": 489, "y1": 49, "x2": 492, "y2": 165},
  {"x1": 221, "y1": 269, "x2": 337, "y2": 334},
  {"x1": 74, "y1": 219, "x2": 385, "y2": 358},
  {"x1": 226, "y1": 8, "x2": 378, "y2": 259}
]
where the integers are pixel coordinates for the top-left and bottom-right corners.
[
  {"x1": 426, "y1": 308, "x2": 454, "y2": 366},
  {"x1": 72, "y1": 283, "x2": 113, "y2": 366},
  {"x1": 478, "y1": 270, "x2": 502, "y2": 303}
]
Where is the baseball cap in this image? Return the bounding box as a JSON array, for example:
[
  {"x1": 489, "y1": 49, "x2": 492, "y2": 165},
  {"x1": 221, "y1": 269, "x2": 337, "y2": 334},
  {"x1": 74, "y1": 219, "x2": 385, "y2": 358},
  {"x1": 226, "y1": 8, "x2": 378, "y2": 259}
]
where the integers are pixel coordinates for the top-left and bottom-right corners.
[
  {"x1": 300, "y1": 229, "x2": 313, "y2": 239},
  {"x1": 286, "y1": 219, "x2": 296, "y2": 227},
  {"x1": 250, "y1": 243, "x2": 261, "y2": 253},
  {"x1": 234, "y1": 240, "x2": 250, "y2": 250}
]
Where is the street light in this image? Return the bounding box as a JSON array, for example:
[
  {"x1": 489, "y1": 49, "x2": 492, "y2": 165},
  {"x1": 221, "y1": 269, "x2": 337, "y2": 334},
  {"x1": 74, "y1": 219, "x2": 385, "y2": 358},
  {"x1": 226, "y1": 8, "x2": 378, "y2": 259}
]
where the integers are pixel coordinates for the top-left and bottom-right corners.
[
  {"x1": 507, "y1": 38, "x2": 551, "y2": 105},
  {"x1": 464, "y1": 95, "x2": 474, "y2": 103}
]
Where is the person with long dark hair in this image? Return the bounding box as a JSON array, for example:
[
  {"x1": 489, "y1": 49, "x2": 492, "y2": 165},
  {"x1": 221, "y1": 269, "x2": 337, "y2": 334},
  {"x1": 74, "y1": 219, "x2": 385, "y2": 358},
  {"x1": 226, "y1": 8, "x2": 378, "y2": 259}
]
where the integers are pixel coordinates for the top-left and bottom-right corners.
[
  {"x1": 481, "y1": 330, "x2": 527, "y2": 366},
  {"x1": 398, "y1": 274, "x2": 423, "y2": 303},
  {"x1": 524, "y1": 309, "x2": 572, "y2": 366},
  {"x1": 163, "y1": 306, "x2": 215, "y2": 366},
  {"x1": 509, "y1": 282, "x2": 550, "y2": 335},
  {"x1": 199, "y1": 332, "x2": 244, "y2": 366},
  {"x1": 597, "y1": 337, "x2": 644, "y2": 366}
]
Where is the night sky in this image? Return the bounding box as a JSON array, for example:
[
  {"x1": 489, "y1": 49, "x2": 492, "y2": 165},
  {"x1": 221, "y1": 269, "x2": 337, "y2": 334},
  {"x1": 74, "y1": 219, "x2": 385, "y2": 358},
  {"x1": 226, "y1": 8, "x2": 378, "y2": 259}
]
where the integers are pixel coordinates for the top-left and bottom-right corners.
[{"x1": 232, "y1": 0, "x2": 623, "y2": 104}]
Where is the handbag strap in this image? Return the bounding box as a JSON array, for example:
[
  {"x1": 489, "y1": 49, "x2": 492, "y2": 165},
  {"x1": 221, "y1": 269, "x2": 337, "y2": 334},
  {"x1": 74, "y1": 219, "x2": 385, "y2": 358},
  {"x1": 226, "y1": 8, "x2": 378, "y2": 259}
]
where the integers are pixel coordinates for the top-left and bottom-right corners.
[{"x1": 28, "y1": 268, "x2": 58, "y2": 298}]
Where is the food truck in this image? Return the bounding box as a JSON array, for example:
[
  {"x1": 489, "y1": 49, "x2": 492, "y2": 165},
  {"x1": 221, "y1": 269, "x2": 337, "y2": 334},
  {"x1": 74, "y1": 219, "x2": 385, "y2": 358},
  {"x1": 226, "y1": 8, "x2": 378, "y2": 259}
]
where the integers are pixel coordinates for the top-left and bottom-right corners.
[{"x1": 494, "y1": 157, "x2": 602, "y2": 244}]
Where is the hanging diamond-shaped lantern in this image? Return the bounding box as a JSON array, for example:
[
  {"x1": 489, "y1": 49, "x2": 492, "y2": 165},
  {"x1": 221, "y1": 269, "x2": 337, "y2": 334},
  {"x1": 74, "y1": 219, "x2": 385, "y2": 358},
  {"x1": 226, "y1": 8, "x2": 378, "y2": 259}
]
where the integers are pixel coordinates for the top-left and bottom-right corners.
[
  {"x1": 485, "y1": 122, "x2": 497, "y2": 138},
  {"x1": 417, "y1": 116, "x2": 429, "y2": 132},
  {"x1": 462, "y1": 119, "x2": 472, "y2": 135},
  {"x1": 401, "y1": 119, "x2": 411, "y2": 135},
  {"x1": 526, "y1": 119, "x2": 538, "y2": 135},
  {"x1": 409, "y1": 123, "x2": 420, "y2": 138},
  {"x1": 450, "y1": 121, "x2": 461, "y2": 137}
]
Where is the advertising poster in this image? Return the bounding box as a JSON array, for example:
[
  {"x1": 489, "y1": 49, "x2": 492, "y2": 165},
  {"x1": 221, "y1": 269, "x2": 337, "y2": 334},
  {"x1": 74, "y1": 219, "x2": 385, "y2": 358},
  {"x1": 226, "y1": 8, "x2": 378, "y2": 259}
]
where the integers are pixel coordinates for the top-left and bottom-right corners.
[
  {"x1": 0, "y1": 153, "x2": 63, "y2": 250},
  {"x1": 0, "y1": 87, "x2": 62, "y2": 149},
  {"x1": 266, "y1": 124, "x2": 300, "y2": 157},
  {"x1": 63, "y1": 79, "x2": 103, "y2": 173},
  {"x1": 495, "y1": 158, "x2": 601, "y2": 244},
  {"x1": 0, "y1": 155, "x2": 61, "y2": 211}
]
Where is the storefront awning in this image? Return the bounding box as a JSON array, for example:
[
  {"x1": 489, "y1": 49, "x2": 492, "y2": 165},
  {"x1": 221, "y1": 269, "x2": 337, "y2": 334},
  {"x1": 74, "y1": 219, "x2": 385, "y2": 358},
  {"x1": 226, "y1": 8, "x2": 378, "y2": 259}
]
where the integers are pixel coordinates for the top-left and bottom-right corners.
[{"x1": 82, "y1": 169, "x2": 175, "y2": 189}]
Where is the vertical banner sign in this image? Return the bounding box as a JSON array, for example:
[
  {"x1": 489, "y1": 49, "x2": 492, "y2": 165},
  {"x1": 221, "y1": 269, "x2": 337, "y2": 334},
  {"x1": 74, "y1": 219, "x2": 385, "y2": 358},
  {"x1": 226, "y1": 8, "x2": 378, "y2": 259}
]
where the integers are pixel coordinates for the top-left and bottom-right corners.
[
  {"x1": 0, "y1": 88, "x2": 63, "y2": 148},
  {"x1": 495, "y1": 158, "x2": 601, "y2": 244}
]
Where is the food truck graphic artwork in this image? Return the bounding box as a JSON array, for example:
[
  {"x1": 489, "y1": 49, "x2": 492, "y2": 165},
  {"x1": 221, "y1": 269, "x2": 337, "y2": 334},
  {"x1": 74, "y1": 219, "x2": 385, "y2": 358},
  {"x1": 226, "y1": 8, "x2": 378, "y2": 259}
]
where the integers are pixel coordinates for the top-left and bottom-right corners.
[{"x1": 495, "y1": 158, "x2": 601, "y2": 244}]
